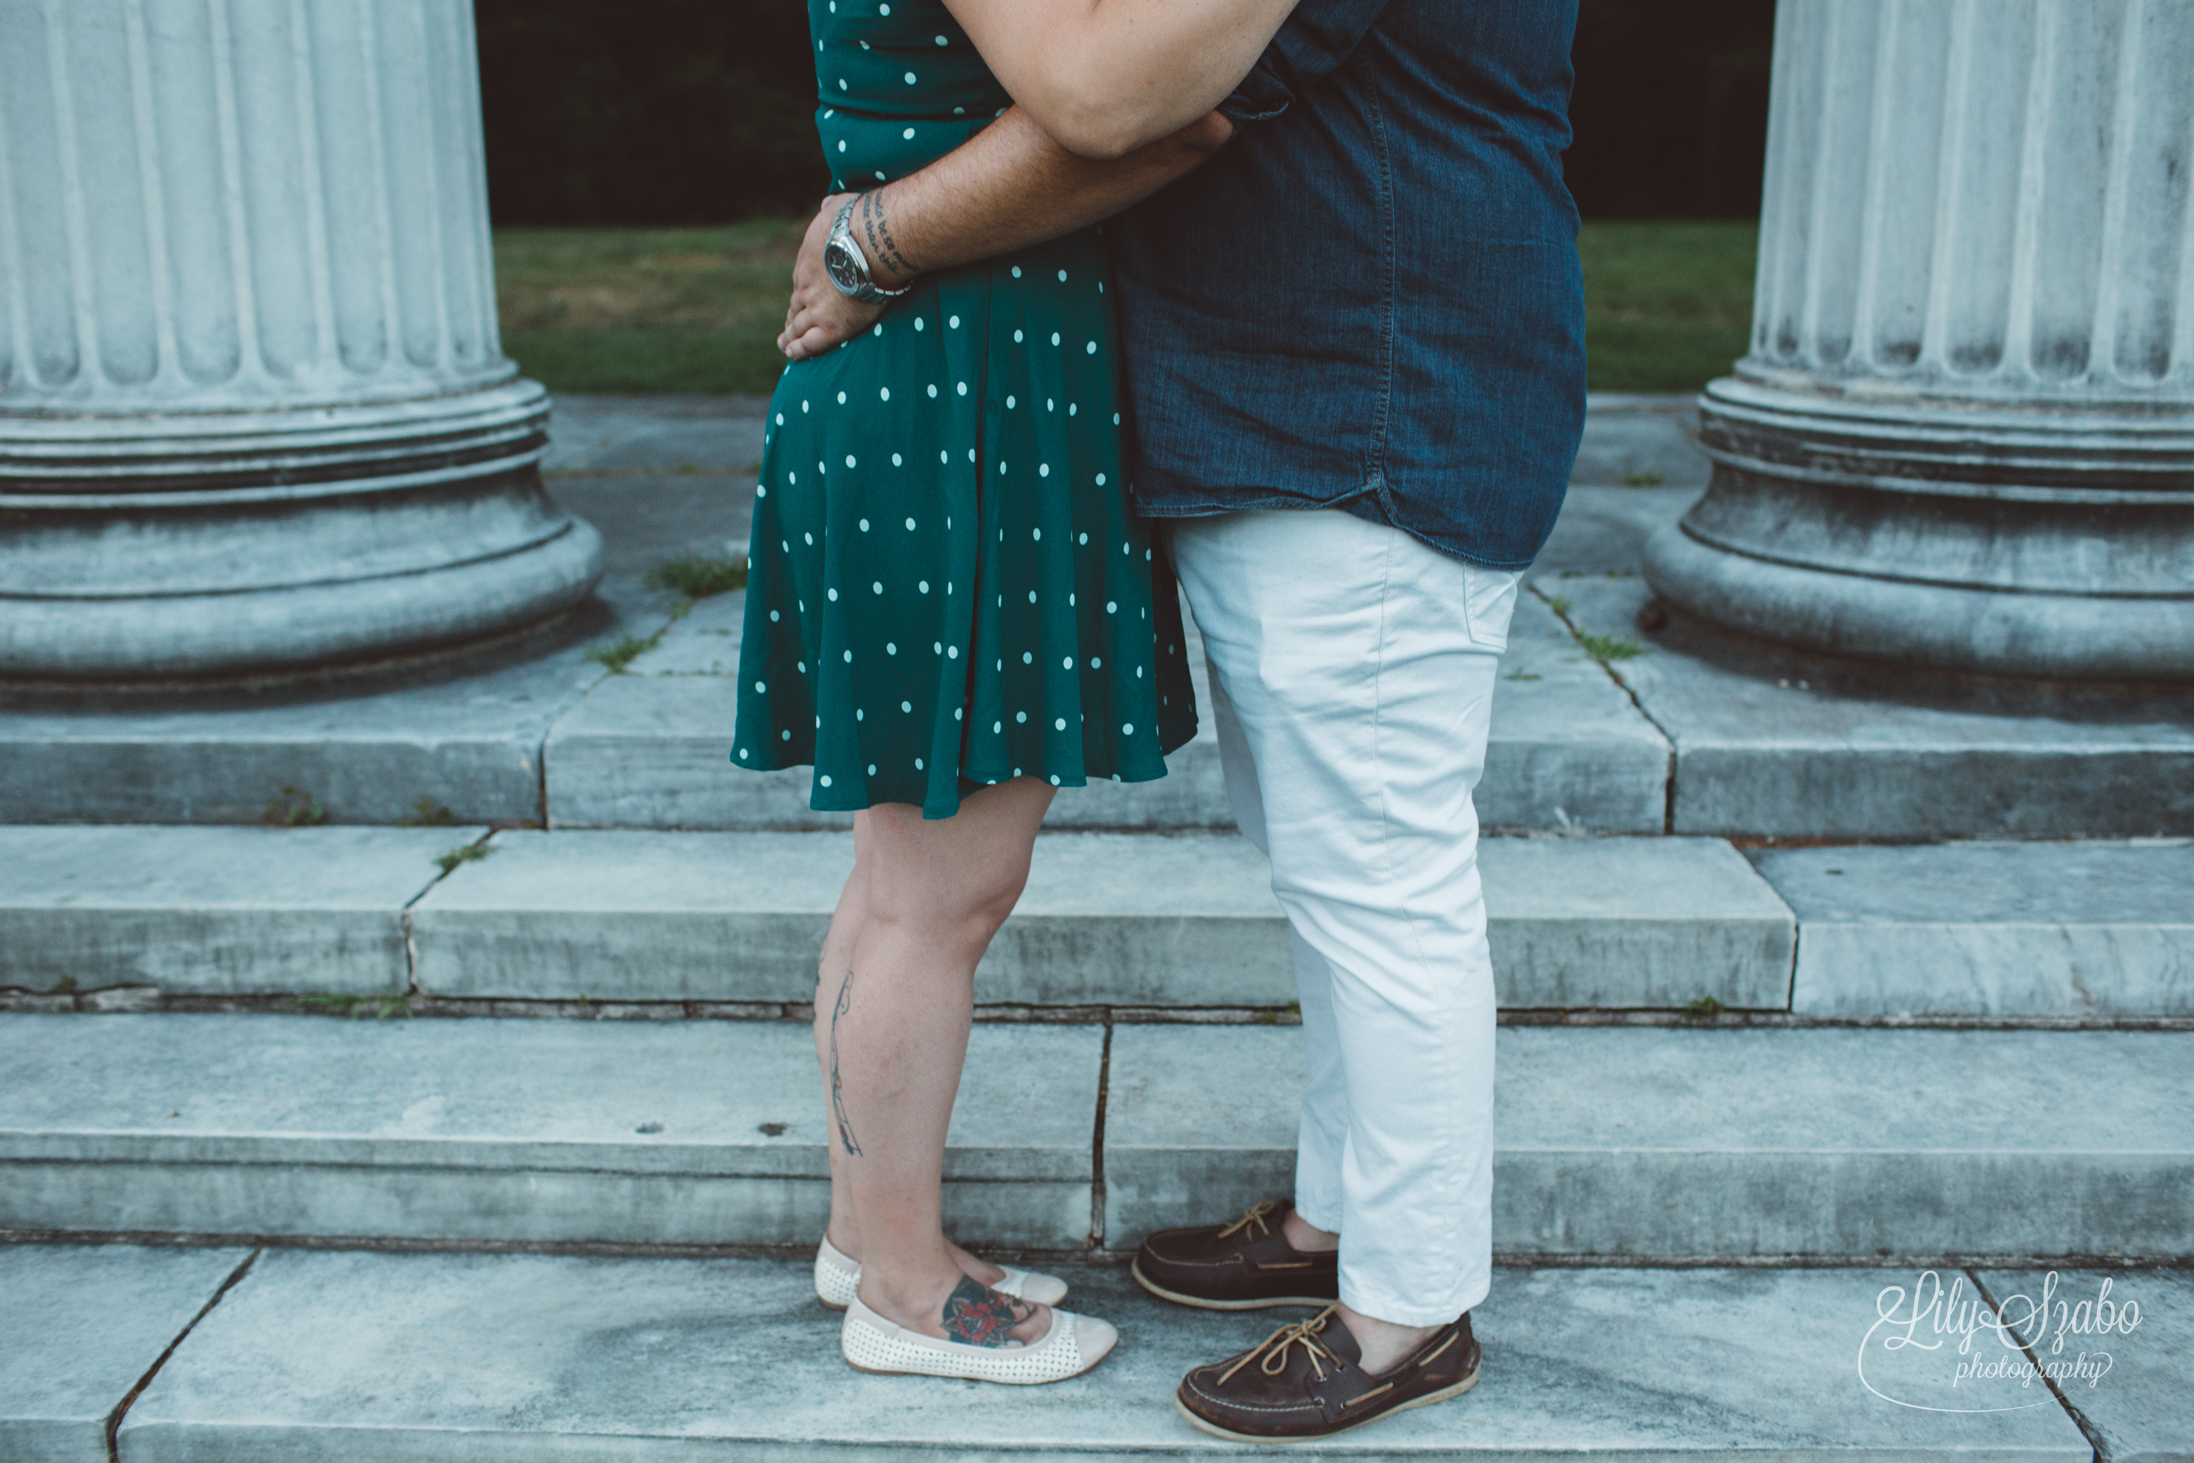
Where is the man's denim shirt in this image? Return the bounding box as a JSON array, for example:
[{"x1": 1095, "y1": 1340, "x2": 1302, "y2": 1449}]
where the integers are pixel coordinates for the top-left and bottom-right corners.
[{"x1": 1111, "y1": 0, "x2": 1586, "y2": 571}]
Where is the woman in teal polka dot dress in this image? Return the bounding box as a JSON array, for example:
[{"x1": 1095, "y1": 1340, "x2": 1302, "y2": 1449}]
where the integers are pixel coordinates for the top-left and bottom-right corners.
[
  {"x1": 737, "y1": 248, "x2": 1191, "y2": 804},
  {"x1": 736, "y1": 11, "x2": 1196, "y2": 809},
  {"x1": 734, "y1": 0, "x2": 1299, "y2": 1385}
]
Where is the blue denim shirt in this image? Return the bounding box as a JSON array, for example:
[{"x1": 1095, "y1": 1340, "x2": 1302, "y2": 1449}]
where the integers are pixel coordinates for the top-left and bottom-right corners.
[{"x1": 1110, "y1": 0, "x2": 1586, "y2": 570}]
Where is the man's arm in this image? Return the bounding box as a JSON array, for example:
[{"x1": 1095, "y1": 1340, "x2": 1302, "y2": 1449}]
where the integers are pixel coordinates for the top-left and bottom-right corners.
[
  {"x1": 779, "y1": 106, "x2": 1233, "y2": 361},
  {"x1": 944, "y1": 0, "x2": 1298, "y2": 159}
]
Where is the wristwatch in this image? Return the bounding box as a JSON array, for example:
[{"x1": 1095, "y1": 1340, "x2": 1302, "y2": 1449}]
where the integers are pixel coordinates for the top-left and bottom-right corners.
[{"x1": 824, "y1": 196, "x2": 913, "y2": 303}]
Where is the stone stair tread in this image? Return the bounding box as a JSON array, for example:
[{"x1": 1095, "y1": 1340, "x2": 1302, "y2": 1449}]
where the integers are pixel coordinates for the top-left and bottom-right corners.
[
  {"x1": 5, "y1": 1013, "x2": 2190, "y2": 1257},
  {"x1": 1553, "y1": 577, "x2": 2194, "y2": 840},
  {"x1": 1974, "y1": 1266, "x2": 2193, "y2": 1462},
  {"x1": 0, "y1": 825, "x2": 487, "y2": 996},
  {"x1": 1103, "y1": 1023, "x2": 2194, "y2": 1257},
  {"x1": 0, "y1": 612, "x2": 624, "y2": 826},
  {"x1": 0, "y1": 1242, "x2": 253, "y2": 1463},
  {"x1": 53, "y1": 1246, "x2": 2091, "y2": 1461},
  {"x1": 1754, "y1": 841, "x2": 2194, "y2": 1017},
  {"x1": 544, "y1": 590, "x2": 1675, "y2": 835},
  {"x1": 0, "y1": 1014, "x2": 1098, "y2": 1247},
  {"x1": 0, "y1": 824, "x2": 484, "y2": 908},
  {"x1": 14, "y1": 826, "x2": 2194, "y2": 1018},
  {"x1": 408, "y1": 830, "x2": 1793, "y2": 1008}
]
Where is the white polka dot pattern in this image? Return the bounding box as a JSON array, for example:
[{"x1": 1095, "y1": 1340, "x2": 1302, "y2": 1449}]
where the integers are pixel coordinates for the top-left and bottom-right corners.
[{"x1": 728, "y1": 0, "x2": 1199, "y2": 821}]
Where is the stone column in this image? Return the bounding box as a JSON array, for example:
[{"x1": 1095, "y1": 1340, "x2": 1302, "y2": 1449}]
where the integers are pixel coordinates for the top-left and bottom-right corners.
[
  {"x1": 0, "y1": 0, "x2": 601, "y2": 681},
  {"x1": 1644, "y1": 0, "x2": 2194, "y2": 682}
]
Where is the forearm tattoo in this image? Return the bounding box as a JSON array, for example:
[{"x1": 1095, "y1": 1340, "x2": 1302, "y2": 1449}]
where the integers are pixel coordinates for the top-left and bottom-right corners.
[
  {"x1": 858, "y1": 188, "x2": 919, "y2": 282},
  {"x1": 828, "y1": 972, "x2": 862, "y2": 1157},
  {"x1": 942, "y1": 1275, "x2": 1033, "y2": 1347}
]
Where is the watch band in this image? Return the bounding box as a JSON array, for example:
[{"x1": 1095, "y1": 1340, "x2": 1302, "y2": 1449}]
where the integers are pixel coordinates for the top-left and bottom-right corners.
[{"x1": 826, "y1": 196, "x2": 913, "y2": 304}]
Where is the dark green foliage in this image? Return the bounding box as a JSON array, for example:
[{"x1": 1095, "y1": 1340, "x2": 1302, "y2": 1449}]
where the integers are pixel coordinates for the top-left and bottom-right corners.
[
  {"x1": 475, "y1": 0, "x2": 1770, "y2": 227},
  {"x1": 1567, "y1": 0, "x2": 1774, "y2": 219},
  {"x1": 477, "y1": 0, "x2": 829, "y2": 226}
]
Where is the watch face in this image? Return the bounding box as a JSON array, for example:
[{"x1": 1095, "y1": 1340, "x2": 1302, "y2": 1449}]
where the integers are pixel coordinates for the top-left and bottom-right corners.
[{"x1": 824, "y1": 237, "x2": 865, "y2": 296}]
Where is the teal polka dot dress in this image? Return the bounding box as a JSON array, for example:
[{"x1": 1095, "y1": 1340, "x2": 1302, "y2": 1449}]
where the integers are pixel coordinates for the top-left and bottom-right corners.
[{"x1": 734, "y1": 0, "x2": 1198, "y2": 820}]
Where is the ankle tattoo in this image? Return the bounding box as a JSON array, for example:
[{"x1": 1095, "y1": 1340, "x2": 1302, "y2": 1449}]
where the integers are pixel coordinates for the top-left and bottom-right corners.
[{"x1": 942, "y1": 1274, "x2": 1030, "y2": 1348}]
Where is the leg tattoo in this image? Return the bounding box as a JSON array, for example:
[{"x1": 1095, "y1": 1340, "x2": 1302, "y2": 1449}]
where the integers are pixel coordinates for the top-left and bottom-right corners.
[
  {"x1": 828, "y1": 971, "x2": 862, "y2": 1157},
  {"x1": 942, "y1": 1275, "x2": 1033, "y2": 1347}
]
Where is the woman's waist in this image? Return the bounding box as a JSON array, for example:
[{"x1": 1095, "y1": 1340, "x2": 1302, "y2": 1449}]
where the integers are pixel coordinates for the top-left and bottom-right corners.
[{"x1": 818, "y1": 109, "x2": 997, "y2": 188}]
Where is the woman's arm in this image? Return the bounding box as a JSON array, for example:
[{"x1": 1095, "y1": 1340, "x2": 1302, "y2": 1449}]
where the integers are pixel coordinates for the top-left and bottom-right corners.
[
  {"x1": 944, "y1": 0, "x2": 1300, "y2": 158},
  {"x1": 780, "y1": 106, "x2": 1233, "y2": 361}
]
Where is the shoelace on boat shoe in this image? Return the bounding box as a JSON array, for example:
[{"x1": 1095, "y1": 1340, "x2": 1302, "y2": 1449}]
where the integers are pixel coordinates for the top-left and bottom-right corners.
[
  {"x1": 1217, "y1": 1199, "x2": 1278, "y2": 1241},
  {"x1": 1218, "y1": 1305, "x2": 1345, "y2": 1386}
]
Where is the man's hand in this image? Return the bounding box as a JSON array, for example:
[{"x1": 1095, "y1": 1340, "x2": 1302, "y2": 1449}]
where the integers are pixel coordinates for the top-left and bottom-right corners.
[{"x1": 779, "y1": 194, "x2": 888, "y2": 362}]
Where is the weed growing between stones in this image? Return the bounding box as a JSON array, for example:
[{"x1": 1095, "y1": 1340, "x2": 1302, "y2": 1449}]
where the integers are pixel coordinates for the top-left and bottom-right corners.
[
  {"x1": 647, "y1": 553, "x2": 748, "y2": 601},
  {"x1": 1684, "y1": 994, "x2": 1726, "y2": 1020},
  {"x1": 301, "y1": 993, "x2": 412, "y2": 1021},
  {"x1": 264, "y1": 786, "x2": 327, "y2": 826},
  {"x1": 1578, "y1": 632, "x2": 1648, "y2": 666},
  {"x1": 398, "y1": 797, "x2": 456, "y2": 827},
  {"x1": 587, "y1": 633, "x2": 663, "y2": 674},
  {"x1": 435, "y1": 843, "x2": 497, "y2": 875}
]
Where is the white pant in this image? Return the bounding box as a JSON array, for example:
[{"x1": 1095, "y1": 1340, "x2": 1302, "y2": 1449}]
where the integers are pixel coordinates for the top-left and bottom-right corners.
[{"x1": 1170, "y1": 508, "x2": 1518, "y2": 1326}]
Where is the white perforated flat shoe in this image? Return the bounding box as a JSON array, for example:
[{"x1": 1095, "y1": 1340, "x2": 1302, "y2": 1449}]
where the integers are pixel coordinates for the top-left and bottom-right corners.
[
  {"x1": 840, "y1": 1292, "x2": 1118, "y2": 1384},
  {"x1": 814, "y1": 1236, "x2": 1069, "y2": 1310}
]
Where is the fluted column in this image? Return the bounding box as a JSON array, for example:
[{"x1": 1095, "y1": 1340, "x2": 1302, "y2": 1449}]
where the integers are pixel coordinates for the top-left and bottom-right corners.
[
  {"x1": 0, "y1": 0, "x2": 601, "y2": 681},
  {"x1": 1644, "y1": 0, "x2": 2194, "y2": 682}
]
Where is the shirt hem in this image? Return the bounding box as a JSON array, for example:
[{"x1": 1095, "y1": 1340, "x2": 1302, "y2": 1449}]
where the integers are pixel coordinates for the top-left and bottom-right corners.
[{"x1": 1135, "y1": 493, "x2": 1544, "y2": 573}]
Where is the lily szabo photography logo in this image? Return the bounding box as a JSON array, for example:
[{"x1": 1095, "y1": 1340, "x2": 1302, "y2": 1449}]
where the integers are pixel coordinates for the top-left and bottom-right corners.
[{"x1": 1858, "y1": 1271, "x2": 2142, "y2": 1414}]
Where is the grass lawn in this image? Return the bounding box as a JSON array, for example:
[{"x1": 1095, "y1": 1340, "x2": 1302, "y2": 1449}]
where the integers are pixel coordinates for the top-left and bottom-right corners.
[
  {"x1": 496, "y1": 220, "x2": 808, "y2": 395},
  {"x1": 495, "y1": 218, "x2": 1758, "y2": 396},
  {"x1": 1577, "y1": 220, "x2": 1757, "y2": 392}
]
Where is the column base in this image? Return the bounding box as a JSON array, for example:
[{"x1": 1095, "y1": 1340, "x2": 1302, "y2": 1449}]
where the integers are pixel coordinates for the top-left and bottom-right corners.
[
  {"x1": 1643, "y1": 522, "x2": 2194, "y2": 683},
  {"x1": 0, "y1": 378, "x2": 607, "y2": 682},
  {"x1": 1641, "y1": 377, "x2": 2194, "y2": 684}
]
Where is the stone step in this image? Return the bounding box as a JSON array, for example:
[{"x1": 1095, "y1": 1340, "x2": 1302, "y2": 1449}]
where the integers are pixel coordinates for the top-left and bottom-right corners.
[
  {"x1": 1754, "y1": 840, "x2": 2194, "y2": 1018},
  {"x1": 1, "y1": 825, "x2": 1796, "y2": 1010},
  {"x1": 542, "y1": 588, "x2": 1675, "y2": 835},
  {"x1": 0, "y1": 825, "x2": 488, "y2": 996},
  {"x1": 0, "y1": 1242, "x2": 255, "y2": 1463},
  {"x1": 0, "y1": 1013, "x2": 1099, "y2": 1250},
  {"x1": 1547, "y1": 575, "x2": 2194, "y2": 841},
  {"x1": 10, "y1": 469, "x2": 2190, "y2": 841},
  {"x1": 409, "y1": 829, "x2": 1794, "y2": 1009},
  {"x1": 3, "y1": 1013, "x2": 2187, "y2": 1258},
  {"x1": 3, "y1": 1244, "x2": 2137, "y2": 1463},
  {"x1": 11, "y1": 825, "x2": 2194, "y2": 1019},
  {"x1": 1102, "y1": 1023, "x2": 2194, "y2": 1260}
]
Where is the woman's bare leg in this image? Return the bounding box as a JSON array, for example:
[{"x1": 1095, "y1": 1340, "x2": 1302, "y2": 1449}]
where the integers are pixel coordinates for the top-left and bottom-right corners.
[
  {"x1": 825, "y1": 777, "x2": 1054, "y2": 1341},
  {"x1": 816, "y1": 814, "x2": 873, "y2": 1260},
  {"x1": 815, "y1": 812, "x2": 1010, "y2": 1286}
]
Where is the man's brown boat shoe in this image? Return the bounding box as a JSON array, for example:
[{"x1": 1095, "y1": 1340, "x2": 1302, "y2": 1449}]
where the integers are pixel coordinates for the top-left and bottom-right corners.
[
  {"x1": 1131, "y1": 1200, "x2": 1341, "y2": 1310},
  {"x1": 1175, "y1": 1305, "x2": 1481, "y2": 1443}
]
